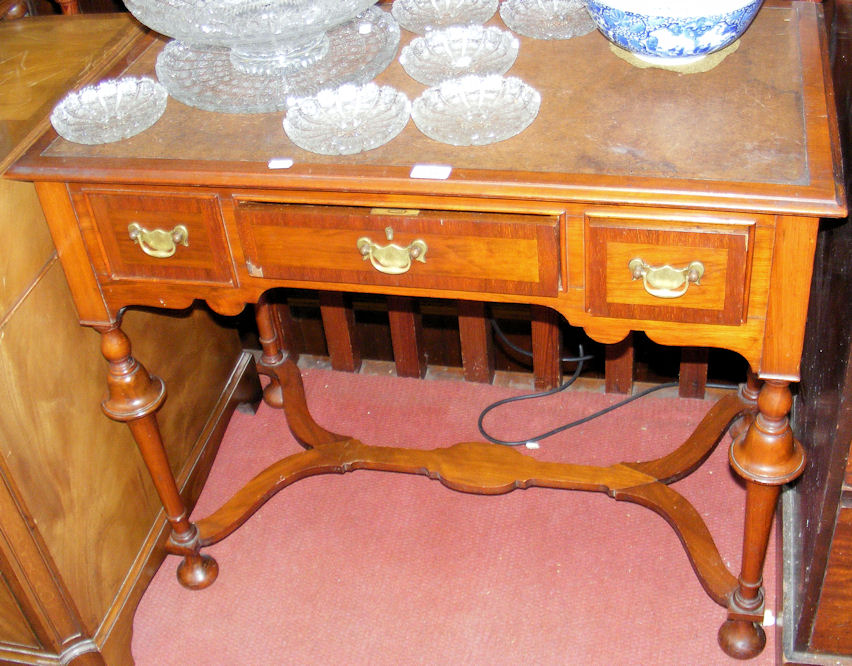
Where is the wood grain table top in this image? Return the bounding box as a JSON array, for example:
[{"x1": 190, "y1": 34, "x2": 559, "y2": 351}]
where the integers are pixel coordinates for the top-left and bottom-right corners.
[
  {"x1": 0, "y1": 14, "x2": 142, "y2": 173},
  {"x1": 10, "y1": 3, "x2": 846, "y2": 218}
]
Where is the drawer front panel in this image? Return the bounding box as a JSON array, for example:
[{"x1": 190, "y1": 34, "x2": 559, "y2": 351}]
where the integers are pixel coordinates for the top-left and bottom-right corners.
[
  {"x1": 235, "y1": 203, "x2": 560, "y2": 296},
  {"x1": 585, "y1": 214, "x2": 754, "y2": 325},
  {"x1": 78, "y1": 189, "x2": 233, "y2": 284}
]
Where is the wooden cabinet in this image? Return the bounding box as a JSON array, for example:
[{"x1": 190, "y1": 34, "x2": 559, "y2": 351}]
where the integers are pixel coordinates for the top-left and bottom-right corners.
[{"x1": 0, "y1": 16, "x2": 257, "y2": 665}]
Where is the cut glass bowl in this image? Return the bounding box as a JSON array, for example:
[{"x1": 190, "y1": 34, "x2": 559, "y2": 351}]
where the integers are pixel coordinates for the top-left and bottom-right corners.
[
  {"x1": 50, "y1": 77, "x2": 167, "y2": 145},
  {"x1": 155, "y1": 7, "x2": 400, "y2": 113},
  {"x1": 124, "y1": 0, "x2": 379, "y2": 71},
  {"x1": 399, "y1": 25, "x2": 519, "y2": 85},
  {"x1": 391, "y1": 0, "x2": 499, "y2": 34},
  {"x1": 411, "y1": 74, "x2": 540, "y2": 146},
  {"x1": 283, "y1": 83, "x2": 411, "y2": 155},
  {"x1": 499, "y1": 0, "x2": 597, "y2": 40}
]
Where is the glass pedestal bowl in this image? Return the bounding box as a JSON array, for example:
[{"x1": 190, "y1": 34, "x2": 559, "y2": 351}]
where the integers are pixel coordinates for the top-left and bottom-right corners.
[{"x1": 124, "y1": 0, "x2": 400, "y2": 113}]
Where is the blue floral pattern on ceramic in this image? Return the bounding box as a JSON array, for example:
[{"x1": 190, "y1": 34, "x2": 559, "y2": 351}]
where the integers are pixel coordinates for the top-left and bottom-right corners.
[{"x1": 586, "y1": 0, "x2": 763, "y2": 60}]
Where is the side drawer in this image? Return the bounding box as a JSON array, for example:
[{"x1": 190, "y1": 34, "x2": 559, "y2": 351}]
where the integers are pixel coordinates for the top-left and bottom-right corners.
[
  {"x1": 73, "y1": 187, "x2": 233, "y2": 284},
  {"x1": 585, "y1": 211, "x2": 755, "y2": 325},
  {"x1": 235, "y1": 202, "x2": 560, "y2": 297}
]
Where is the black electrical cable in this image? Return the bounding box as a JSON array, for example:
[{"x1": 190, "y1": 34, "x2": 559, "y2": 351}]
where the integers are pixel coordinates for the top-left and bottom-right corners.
[
  {"x1": 490, "y1": 317, "x2": 595, "y2": 364},
  {"x1": 480, "y1": 318, "x2": 737, "y2": 447}
]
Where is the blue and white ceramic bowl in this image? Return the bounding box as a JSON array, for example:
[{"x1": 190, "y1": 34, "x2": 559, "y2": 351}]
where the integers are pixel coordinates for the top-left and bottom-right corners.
[{"x1": 586, "y1": 0, "x2": 763, "y2": 65}]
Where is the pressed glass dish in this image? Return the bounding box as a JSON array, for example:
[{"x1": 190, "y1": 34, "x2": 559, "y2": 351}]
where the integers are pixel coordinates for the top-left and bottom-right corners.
[
  {"x1": 399, "y1": 25, "x2": 519, "y2": 85},
  {"x1": 499, "y1": 0, "x2": 597, "y2": 40},
  {"x1": 155, "y1": 7, "x2": 400, "y2": 113},
  {"x1": 391, "y1": 0, "x2": 499, "y2": 34},
  {"x1": 411, "y1": 74, "x2": 540, "y2": 146},
  {"x1": 283, "y1": 82, "x2": 411, "y2": 155},
  {"x1": 50, "y1": 77, "x2": 168, "y2": 145}
]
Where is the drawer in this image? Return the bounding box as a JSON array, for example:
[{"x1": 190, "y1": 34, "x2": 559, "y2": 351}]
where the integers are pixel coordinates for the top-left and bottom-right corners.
[
  {"x1": 585, "y1": 212, "x2": 754, "y2": 325},
  {"x1": 75, "y1": 188, "x2": 233, "y2": 284},
  {"x1": 234, "y1": 202, "x2": 560, "y2": 297}
]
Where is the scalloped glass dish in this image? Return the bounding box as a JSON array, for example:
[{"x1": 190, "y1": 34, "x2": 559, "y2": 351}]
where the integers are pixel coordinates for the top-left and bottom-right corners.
[
  {"x1": 411, "y1": 75, "x2": 540, "y2": 146},
  {"x1": 499, "y1": 0, "x2": 596, "y2": 40},
  {"x1": 399, "y1": 25, "x2": 519, "y2": 85},
  {"x1": 50, "y1": 77, "x2": 167, "y2": 145},
  {"x1": 391, "y1": 0, "x2": 498, "y2": 34},
  {"x1": 283, "y1": 83, "x2": 411, "y2": 155},
  {"x1": 156, "y1": 7, "x2": 400, "y2": 113}
]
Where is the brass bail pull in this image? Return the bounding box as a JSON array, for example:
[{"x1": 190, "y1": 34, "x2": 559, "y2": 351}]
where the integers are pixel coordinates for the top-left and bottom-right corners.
[
  {"x1": 628, "y1": 257, "x2": 704, "y2": 299},
  {"x1": 356, "y1": 232, "x2": 428, "y2": 275},
  {"x1": 128, "y1": 222, "x2": 189, "y2": 259}
]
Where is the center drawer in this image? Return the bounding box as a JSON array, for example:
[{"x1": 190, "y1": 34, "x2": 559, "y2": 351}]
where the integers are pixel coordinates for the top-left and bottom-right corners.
[{"x1": 234, "y1": 202, "x2": 560, "y2": 297}]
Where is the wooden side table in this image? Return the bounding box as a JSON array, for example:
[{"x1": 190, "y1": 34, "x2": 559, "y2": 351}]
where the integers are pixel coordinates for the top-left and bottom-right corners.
[{"x1": 8, "y1": 3, "x2": 846, "y2": 659}]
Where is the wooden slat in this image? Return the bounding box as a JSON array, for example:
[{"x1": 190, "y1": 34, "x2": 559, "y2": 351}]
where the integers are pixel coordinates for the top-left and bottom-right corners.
[
  {"x1": 457, "y1": 300, "x2": 495, "y2": 384},
  {"x1": 387, "y1": 295, "x2": 426, "y2": 378},
  {"x1": 531, "y1": 305, "x2": 561, "y2": 391},
  {"x1": 679, "y1": 347, "x2": 709, "y2": 398},
  {"x1": 605, "y1": 333, "x2": 634, "y2": 394},
  {"x1": 272, "y1": 299, "x2": 303, "y2": 363},
  {"x1": 318, "y1": 291, "x2": 360, "y2": 372}
]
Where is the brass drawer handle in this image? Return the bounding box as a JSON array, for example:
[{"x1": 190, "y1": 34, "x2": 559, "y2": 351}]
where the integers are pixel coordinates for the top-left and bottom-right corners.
[
  {"x1": 628, "y1": 257, "x2": 704, "y2": 299},
  {"x1": 128, "y1": 222, "x2": 189, "y2": 259},
  {"x1": 357, "y1": 227, "x2": 427, "y2": 275}
]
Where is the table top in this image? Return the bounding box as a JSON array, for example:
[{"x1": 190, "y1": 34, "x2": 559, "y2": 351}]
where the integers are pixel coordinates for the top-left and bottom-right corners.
[
  {"x1": 9, "y1": 2, "x2": 846, "y2": 218},
  {"x1": 0, "y1": 14, "x2": 143, "y2": 174}
]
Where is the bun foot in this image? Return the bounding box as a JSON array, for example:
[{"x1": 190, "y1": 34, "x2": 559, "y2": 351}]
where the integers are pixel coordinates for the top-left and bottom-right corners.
[
  {"x1": 718, "y1": 619, "x2": 766, "y2": 659},
  {"x1": 262, "y1": 381, "x2": 284, "y2": 409},
  {"x1": 176, "y1": 554, "x2": 219, "y2": 590}
]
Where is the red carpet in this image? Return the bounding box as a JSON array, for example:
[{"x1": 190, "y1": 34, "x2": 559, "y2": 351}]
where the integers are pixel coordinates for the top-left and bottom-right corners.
[{"x1": 132, "y1": 368, "x2": 777, "y2": 665}]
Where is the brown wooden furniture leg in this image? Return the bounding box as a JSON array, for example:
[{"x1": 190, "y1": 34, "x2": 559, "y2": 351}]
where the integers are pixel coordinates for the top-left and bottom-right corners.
[
  {"x1": 254, "y1": 294, "x2": 347, "y2": 448},
  {"x1": 457, "y1": 301, "x2": 495, "y2": 384},
  {"x1": 98, "y1": 325, "x2": 217, "y2": 590},
  {"x1": 605, "y1": 333, "x2": 634, "y2": 395},
  {"x1": 387, "y1": 295, "x2": 427, "y2": 379},
  {"x1": 679, "y1": 346, "x2": 709, "y2": 398},
  {"x1": 272, "y1": 299, "x2": 303, "y2": 364},
  {"x1": 318, "y1": 291, "x2": 361, "y2": 373},
  {"x1": 531, "y1": 304, "x2": 561, "y2": 391},
  {"x1": 719, "y1": 379, "x2": 805, "y2": 659},
  {"x1": 56, "y1": 0, "x2": 80, "y2": 14},
  {"x1": 729, "y1": 368, "x2": 761, "y2": 441}
]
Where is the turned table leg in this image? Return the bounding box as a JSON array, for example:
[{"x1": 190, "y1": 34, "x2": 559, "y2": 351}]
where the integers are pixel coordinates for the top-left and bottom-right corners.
[
  {"x1": 98, "y1": 325, "x2": 218, "y2": 589},
  {"x1": 728, "y1": 367, "x2": 761, "y2": 441},
  {"x1": 254, "y1": 294, "x2": 286, "y2": 409},
  {"x1": 719, "y1": 379, "x2": 805, "y2": 659}
]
